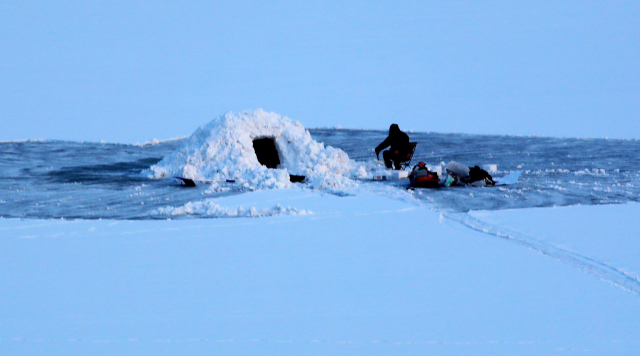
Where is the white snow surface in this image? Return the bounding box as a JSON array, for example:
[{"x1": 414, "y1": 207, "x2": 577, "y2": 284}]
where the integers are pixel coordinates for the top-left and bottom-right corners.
[
  {"x1": 3, "y1": 184, "x2": 640, "y2": 355},
  {"x1": 469, "y1": 203, "x2": 640, "y2": 290},
  {"x1": 148, "y1": 109, "x2": 365, "y2": 191},
  {"x1": 2, "y1": 191, "x2": 640, "y2": 355}
]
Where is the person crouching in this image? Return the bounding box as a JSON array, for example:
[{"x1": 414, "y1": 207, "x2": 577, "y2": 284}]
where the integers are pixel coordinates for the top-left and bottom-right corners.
[{"x1": 375, "y1": 124, "x2": 411, "y2": 170}]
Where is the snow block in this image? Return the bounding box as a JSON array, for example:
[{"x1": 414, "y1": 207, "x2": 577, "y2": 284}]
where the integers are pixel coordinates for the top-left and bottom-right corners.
[{"x1": 391, "y1": 171, "x2": 409, "y2": 179}]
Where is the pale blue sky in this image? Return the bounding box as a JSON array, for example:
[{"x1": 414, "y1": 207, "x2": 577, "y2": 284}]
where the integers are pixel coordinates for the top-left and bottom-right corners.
[{"x1": 1, "y1": 1, "x2": 639, "y2": 142}]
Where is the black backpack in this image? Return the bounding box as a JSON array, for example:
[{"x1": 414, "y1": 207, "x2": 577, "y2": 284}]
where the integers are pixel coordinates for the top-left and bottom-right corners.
[{"x1": 467, "y1": 166, "x2": 495, "y2": 185}]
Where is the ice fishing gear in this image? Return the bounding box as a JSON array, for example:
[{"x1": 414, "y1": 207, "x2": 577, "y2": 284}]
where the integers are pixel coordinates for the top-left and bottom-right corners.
[
  {"x1": 408, "y1": 162, "x2": 440, "y2": 188},
  {"x1": 444, "y1": 161, "x2": 496, "y2": 187},
  {"x1": 445, "y1": 161, "x2": 470, "y2": 184}
]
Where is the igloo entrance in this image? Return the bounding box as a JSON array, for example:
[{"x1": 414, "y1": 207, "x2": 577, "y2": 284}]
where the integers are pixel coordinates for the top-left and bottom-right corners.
[{"x1": 252, "y1": 137, "x2": 281, "y2": 169}]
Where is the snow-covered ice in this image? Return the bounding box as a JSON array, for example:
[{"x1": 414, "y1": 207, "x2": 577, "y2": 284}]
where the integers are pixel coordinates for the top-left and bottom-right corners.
[
  {"x1": 149, "y1": 188, "x2": 316, "y2": 217},
  {"x1": 2, "y1": 190, "x2": 640, "y2": 355},
  {"x1": 468, "y1": 203, "x2": 640, "y2": 294},
  {"x1": 2, "y1": 119, "x2": 640, "y2": 355}
]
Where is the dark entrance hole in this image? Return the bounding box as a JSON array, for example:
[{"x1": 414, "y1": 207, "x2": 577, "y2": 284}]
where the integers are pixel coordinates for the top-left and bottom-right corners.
[{"x1": 253, "y1": 137, "x2": 281, "y2": 169}]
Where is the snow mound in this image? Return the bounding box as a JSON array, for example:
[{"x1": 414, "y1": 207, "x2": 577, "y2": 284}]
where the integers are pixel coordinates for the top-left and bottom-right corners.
[
  {"x1": 147, "y1": 109, "x2": 364, "y2": 191},
  {"x1": 150, "y1": 199, "x2": 311, "y2": 218}
]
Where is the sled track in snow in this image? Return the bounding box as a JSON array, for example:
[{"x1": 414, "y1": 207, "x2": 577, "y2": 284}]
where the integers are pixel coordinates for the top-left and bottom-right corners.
[{"x1": 444, "y1": 212, "x2": 640, "y2": 296}]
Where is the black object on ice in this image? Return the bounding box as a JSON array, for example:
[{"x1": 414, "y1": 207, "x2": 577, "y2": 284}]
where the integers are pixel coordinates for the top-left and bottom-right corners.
[
  {"x1": 253, "y1": 137, "x2": 281, "y2": 169},
  {"x1": 174, "y1": 177, "x2": 236, "y2": 187},
  {"x1": 289, "y1": 174, "x2": 305, "y2": 183},
  {"x1": 467, "y1": 166, "x2": 495, "y2": 186},
  {"x1": 175, "y1": 177, "x2": 197, "y2": 187}
]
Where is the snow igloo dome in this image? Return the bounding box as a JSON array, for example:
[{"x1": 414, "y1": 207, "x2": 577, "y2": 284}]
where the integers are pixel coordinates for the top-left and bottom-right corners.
[{"x1": 148, "y1": 109, "x2": 364, "y2": 191}]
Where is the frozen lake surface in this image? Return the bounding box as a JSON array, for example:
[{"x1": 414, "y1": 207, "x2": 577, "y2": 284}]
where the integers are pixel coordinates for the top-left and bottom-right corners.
[
  {"x1": 1, "y1": 129, "x2": 639, "y2": 219},
  {"x1": 3, "y1": 129, "x2": 640, "y2": 356}
]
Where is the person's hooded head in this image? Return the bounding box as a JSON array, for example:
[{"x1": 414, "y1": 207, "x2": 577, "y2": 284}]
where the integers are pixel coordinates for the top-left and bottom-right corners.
[{"x1": 389, "y1": 124, "x2": 400, "y2": 135}]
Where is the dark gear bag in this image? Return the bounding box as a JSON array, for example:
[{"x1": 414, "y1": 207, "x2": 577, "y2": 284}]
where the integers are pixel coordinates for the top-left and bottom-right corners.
[
  {"x1": 467, "y1": 166, "x2": 495, "y2": 186},
  {"x1": 409, "y1": 162, "x2": 440, "y2": 188}
]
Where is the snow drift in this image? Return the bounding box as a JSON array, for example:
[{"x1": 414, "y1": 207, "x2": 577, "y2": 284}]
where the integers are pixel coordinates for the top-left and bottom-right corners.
[{"x1": 148, "y1": 109, "x2": 365, "y2": 191}]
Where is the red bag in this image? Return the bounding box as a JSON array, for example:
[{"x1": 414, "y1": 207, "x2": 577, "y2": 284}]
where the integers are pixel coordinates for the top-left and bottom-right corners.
[{"x1": 408, "y1": 162, "x2": 440, "y2": 188}]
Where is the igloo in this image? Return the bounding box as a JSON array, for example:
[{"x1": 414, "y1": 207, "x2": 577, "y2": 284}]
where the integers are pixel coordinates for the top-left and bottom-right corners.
[{"x1": 148, "y1": 109, "x2": 361, "y2": 191}]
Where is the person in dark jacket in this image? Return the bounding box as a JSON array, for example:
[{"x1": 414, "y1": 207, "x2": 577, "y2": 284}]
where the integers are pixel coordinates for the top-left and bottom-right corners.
[{"x1": 375, "y1": 124, "x2": 411, "y2": 170}]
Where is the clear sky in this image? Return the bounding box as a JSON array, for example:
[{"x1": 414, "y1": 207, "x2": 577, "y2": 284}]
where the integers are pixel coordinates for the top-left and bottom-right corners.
[{"x1": 1, "y1": 1, "x2": 639, "y2": 143}]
